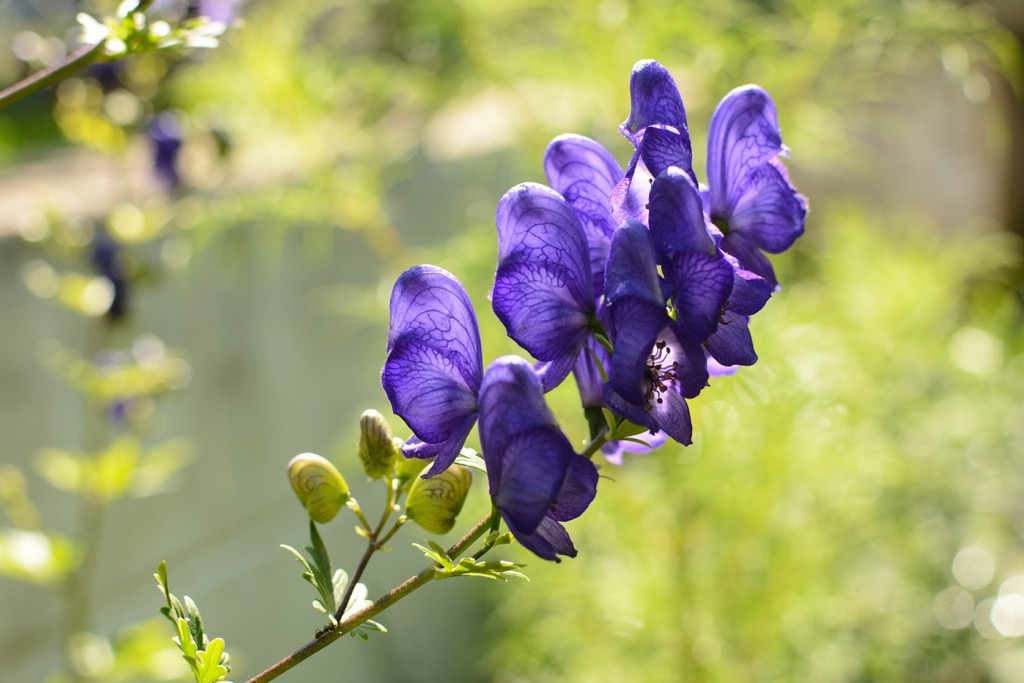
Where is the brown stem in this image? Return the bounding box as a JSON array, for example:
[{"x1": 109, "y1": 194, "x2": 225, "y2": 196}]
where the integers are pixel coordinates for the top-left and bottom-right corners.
[
  {"x1": 0, "y1": 39, "x2": 107, "y2": 110},
  {"x1": 244, "y1": 512, "x2": 494, "y2": 683}
]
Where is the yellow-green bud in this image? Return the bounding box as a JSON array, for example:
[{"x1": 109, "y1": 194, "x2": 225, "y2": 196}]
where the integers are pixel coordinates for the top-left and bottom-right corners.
[
  {"x1": 405, "y1": 465, "x2": 472, "y2": 535},
  {"x1": 358, "y1": 410, "x2": 399, "y2": 479},
  {"x1": 287, "y1": 453, "x2": 350, "y2": 523}
]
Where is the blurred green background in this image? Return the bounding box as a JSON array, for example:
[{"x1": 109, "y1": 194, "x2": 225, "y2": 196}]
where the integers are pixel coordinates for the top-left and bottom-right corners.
[{"x1": 2, "y1": 0, "x2": 1024, "y2": 681}]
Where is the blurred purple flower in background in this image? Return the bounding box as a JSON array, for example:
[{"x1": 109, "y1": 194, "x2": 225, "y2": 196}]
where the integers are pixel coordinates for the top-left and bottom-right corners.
[{"x1": 146, "y1": 111, "x2": 183, "y2": 191}]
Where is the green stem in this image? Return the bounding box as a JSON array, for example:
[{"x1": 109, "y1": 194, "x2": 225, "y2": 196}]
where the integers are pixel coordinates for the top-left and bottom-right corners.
[
  {"x1": 246, "y1": 511, "x2": 496, "y2": 683},
  {"x1": 0, "y1": 39, "x2": 107, "y2": 110},
  {"x1": 334, "y1": 480, "x2": 400, "y2": 620},
  {"x1": 579, "y1": 426, "x2": 610, "y2": 460}
]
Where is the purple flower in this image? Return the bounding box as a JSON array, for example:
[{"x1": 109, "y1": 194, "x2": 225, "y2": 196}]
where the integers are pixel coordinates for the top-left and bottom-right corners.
[
  {"x1": 91, "y1": 230, "x2": 129, "y2": 323},
  {"x1": 147, "y1": 111, "x2": 183, "y2": 191},
  {"x1": 478, "y1": 356, "x2": 598, "y2": 561},
  {"x1": 601, "y1": 220, "x2": 709, "y2": 445},
  {"x1": 706, "y1": 86, "x2": 807, "y2": 287},
  {"x1": 382, "y1": 265, "x2": 483, "y2": 478},
  {"x1": 493, "y1": 182, "x2": 595, "y2": 392},
  {"x1": 187, "y1": 0, "x2": 236, "y2": 23}
]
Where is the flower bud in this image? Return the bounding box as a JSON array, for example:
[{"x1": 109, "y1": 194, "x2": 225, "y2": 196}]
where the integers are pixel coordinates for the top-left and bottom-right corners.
[
  {"x1": 287, "y1": 453, "x2": 350, "y2": 523},
  {"x1": 358, "y1": 410, "x2": 399, "y2": 479},
  {"x1": 405, "y1": 465, "x2": 472, "y2": 535}
]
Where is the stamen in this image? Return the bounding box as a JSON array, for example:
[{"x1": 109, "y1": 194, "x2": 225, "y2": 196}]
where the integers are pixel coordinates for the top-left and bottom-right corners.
[{"x1": 642, "y1": 339, "x2": 681, "y2": 412}]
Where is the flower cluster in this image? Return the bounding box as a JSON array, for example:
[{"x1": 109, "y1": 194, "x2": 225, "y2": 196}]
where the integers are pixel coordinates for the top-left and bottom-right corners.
[{"x1": 382, "y1": 60, "x2": 806, "y2": 561}]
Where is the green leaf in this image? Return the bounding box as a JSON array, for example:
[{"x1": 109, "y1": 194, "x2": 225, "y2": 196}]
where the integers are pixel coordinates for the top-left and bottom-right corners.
[
  {"x1": 453, "y1": 448, "x2": 487, "y2": 473},
  {"x1": 195, "y1": 638, "x2": 229, "y2": 683},
  {"x1": 183, "y1": 596, "x2": 205, "y2": 649}
]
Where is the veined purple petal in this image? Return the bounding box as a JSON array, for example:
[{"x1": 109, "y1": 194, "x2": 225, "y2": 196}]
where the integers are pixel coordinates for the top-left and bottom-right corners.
[
  {"x1": 492, "y1": 259, "x2": 592, "y2": 364},
  {"x1": 603, "y1": 380, "x2": 693, "y2": 446},
  {"x1": 386, "y1": 265, "x2": 482, "y2": 389},
  {"x1": 706, "y1": 86, "x2": 806, "y2": 264},
  {"x1": 659, "y1": 324, "x2": 710, "y2": 400},
  {"x1": 705, "y1": 311, "x2": 758, "y2": 367},
  {"x1": 619, "y1": 60, "x2": 689, "y2": 146},
  {"x1": 707, "y1": 86, "x2": 784, "y2": 213},
  {"x1": 535, "y1": 350, "x2": 582, "y2": 394},
  {"x1": 637, "y1": 125, "x2": 695, "y2": 182},
  {"x1": 544, "y1": 135, "x2": 623, "y2": 298},
  {"x1": 383, "y1": 266, "x2": 483, "y2": 475},
  {"x1": 727, "y1": 157, "x2": 807, "y2": 254},
  {"x1": 506, "y1": 515, "x2": 577, "y2": 562},
  {"x1": 662, "y1": 250, "x2": 734, "y2": 342},
  {"x1": 494, "y1": 183, "x2": 595, "y2": 381}
]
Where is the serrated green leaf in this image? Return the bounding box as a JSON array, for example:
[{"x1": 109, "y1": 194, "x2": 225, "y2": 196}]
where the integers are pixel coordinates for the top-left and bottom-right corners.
[
  {"x1": 426, "y1": 540, "x2": 452, "y2": 571},
  {"x1": 175, "y1": 617, "x2": 197, "y2": 662}
]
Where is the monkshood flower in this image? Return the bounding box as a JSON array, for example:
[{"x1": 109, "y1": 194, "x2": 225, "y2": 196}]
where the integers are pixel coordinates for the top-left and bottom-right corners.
[
  {"x1": 91, "y1": 229, "x2": 129, "y2": 323},
  {"x1": 478, "y1": 356, "x2": 598, "y2": 561},
  {"x1": 382, "y1": 265, "x2": 483, "y2": 478},
  {"x1": 601, "y1": 220, "x2": 709, "y2": 445},
  {"x1": 493, "y1": 182, "x2": 595, "y2": 392},
  {"x1": 705, "y1": 85, "x2": 808, "y2": 288}
]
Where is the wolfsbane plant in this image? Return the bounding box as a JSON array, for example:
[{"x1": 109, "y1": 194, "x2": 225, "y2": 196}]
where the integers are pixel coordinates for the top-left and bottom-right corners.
[{"x1": 158, "y1": 58, "x2": 806, "y2": 683}]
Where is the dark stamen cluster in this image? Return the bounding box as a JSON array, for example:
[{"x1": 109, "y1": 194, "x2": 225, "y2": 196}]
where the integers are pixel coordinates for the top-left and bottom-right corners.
[{"x1": 643, "y1": 340, "x2": 679, "y2": 411}]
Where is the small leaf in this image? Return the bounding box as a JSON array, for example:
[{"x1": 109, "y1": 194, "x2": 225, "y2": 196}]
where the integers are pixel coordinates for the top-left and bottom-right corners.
[
  {"x1": 195, "y1": 637, "x2": 229, "y2": 683},
  {"x1": 453, "y1": 448, "x2": 487, "y2": 473}
]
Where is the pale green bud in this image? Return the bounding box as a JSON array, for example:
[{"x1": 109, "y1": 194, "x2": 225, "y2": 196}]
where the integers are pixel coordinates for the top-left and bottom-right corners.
[
  {"x1": 358, "y1": 410, "x2": 399, "y2": 479},
  {"x1": 405, "y1": 465, "x2": 472, "y2": 535},
  {"x1": 287, "y1": 453, "x2": 350, "y2": 523}
]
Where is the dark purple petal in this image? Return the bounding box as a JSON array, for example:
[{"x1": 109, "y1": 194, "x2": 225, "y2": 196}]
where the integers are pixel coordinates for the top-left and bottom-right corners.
[
  {"x1": 491, "y1": 426, "x2": 574, "y2": 535},
  {"x1": 602, "y1": 221, "x2": 667, "y2": 405},
  {"x1": 548, "y1": 455, "x2": 598, "y2": 522},
  {"x1": 603, "y1": 381, "x2": 693, "y2": 446},
  {"x1": 648, "y1": 168, "x2": 716, "y2": 258},
  {"x1": 478, "y1": 356, "x2": 561, "y2": 492},
  {"x1": 535, "y1": 350, "x2": 581, "y2": 394},
  {"x1": 705, "y1": 311, "x2": 758, "y2": 367},
  {"x1": 619, "y1": 60, "x2": 689, "y2": 146},
  {"x1": 401, "y1": 423, "x2": 475, "y2": 477},
  {"x1": 637, "y1": 125, "x2": 694, "y2": 182},
  {"x1": 659, "y1": 325, "x2": 710, "y2": 400},
  {"x1": 506, "y1": 515, "x2": 577, "y2": 562},
  {"x1": 543, "y1": 135, "x2": 623, "y2": 297},
  {"x1": 729, "y1": 267, "x2": 773, "y2": 316}
]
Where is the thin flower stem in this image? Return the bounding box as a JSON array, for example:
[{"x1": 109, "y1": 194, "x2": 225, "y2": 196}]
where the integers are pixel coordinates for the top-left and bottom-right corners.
[
  {"x1": 579, "y1": 427, "x2": 610, "y2": 460},
  {"x1": 333, "y1": 479, "x2": 399, "y2": 621},
  {"x1": 245, "y1": 511, "x2": 496, "y2": 683},
  {"x1": 0, "y1": 39, "x2": 107, "y2": 111}
]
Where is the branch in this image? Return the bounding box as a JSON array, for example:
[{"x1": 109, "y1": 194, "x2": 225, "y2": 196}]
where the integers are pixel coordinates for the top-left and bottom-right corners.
[
  {"x1": 0, "y1": 39, "x2": 107, "y2": 110},
  {"x1": 244, "y1": 511, "x2": 495, "y2": 683}
]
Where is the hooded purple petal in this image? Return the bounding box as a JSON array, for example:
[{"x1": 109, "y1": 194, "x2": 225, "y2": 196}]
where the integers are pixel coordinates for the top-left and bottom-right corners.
[
  {"x1": 383, "y1": 265, "x2": 483, "y2": 475},
  {"x1": 494, "y1": 183, "x2": 595, "y2": 389},
  {"x1": 544, "y1": 135, "x2": 623, "y2": 297},
  {"x1": 728, "y1": 266, "x2": 774, "y2": 316},
  {"x1": 706, "y1": 86, "x2": 806, "y2": 273},
  {"x1": 619, "y1": 60, "x2": 689, "y2": 146},
  {"x1": 547, "y1": 454, "x2": 599, "y2": 523},
  {"x1": 637, "y1": 125, "x2": 695, "y2": 182}
]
